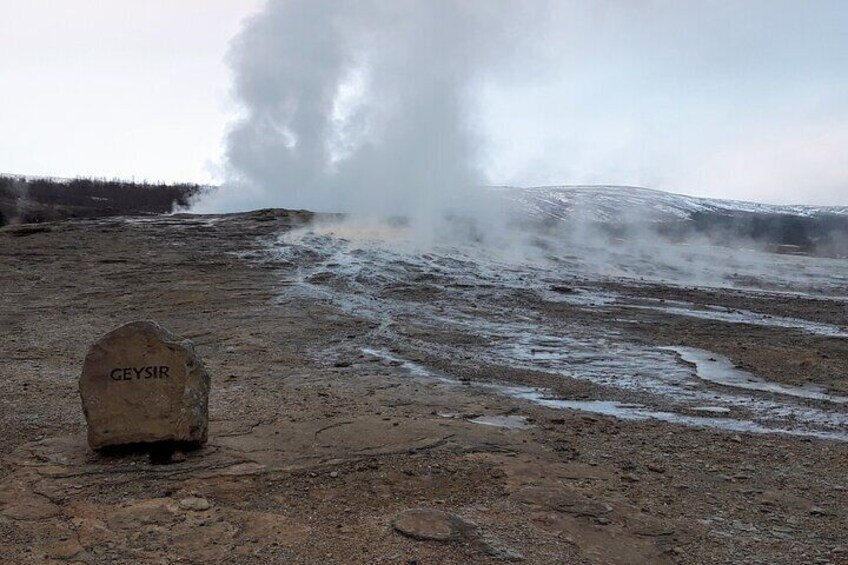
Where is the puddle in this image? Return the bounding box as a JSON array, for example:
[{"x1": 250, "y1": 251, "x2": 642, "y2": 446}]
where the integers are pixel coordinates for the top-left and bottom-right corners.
[
  {"x1": 361, "y1": 347, "x2": 848, "y2": 442},
  {"x1": 633, "y1": 304, "x2": 848, "y2": 338},
  {"x1": 541, "y1": 288, "x2": 619, "y2": 307},
  {"x1": 515, "y1": 399, "x2": 848, "y2": 442},
  {"x1": 691, "y1": 406, "x2": 732, "y2": 414},
  {"x1": 662, "y1": 346, "x2": 847, "y2": 403},
  {"x1": 361, "y1": 348, "x2": 454, "y2": 383},
  {"x1": 469, "y1": 415, "x2": 532, "y2": 429}
]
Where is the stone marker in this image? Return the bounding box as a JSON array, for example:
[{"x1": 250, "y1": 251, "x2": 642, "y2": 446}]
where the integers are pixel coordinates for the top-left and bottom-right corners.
[{"x1": 79, "y1": 321, "x2": 210, "y2": 450}]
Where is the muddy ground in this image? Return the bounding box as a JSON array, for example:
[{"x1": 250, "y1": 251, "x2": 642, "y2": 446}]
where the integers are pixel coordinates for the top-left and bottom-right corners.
[{"x1": 0, "y1": 211, "x2": 845, "y2": 564}]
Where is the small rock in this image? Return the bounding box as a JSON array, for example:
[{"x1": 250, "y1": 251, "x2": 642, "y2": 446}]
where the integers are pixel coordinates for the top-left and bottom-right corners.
[
  {"x1": 730, "y1": 435, "x2": 742, "y2": 443},
  {"x1": 329, "y1": 471, "x2": 339, "y2": 479},
  {"x1": 731, "y1": 520, "x2": 758, "y2": 533},
  {"x1": 647, "y1": 464, "x2": 666, "y2": 474},
  {"x1": 171, "y1": 450, "x2": 187, "y2": 463},
  {"x1": 179, "y1": 497, "x2": 212, "y2": 511},
  {"x1": 810, "y1": 506, "x2": 827, "y2": 516},
  {"x1": 478, "y1": 538, "x2": 525, "y2": 561},
  {"x1": 550, "y1": 285, "x2": 575, "y2": 294}
]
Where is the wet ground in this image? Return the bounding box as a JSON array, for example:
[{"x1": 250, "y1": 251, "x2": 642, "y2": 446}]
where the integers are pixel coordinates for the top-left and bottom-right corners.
[
  {"x1": 0, "y1": 210, "x2": 846, "y2": 564},
  {"x1": 272, "y1": 222, "x2": 848, "y2": 442}
]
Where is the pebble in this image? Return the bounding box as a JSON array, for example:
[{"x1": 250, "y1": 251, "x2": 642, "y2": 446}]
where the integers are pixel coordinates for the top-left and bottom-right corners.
[
  {"x1": 731, "y1": 520, "x2": 758, "y2": 533},
  {"x1": 179, "y1": 497, "x2": 212, "y2": 511},
  {"x1": 481, "y1": 541, "x2": 525, "y2": 562}
]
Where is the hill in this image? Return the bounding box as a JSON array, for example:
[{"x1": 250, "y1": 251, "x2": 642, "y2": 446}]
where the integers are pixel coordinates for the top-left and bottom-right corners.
[{"x1": 496, "y1": 185, "x2": 848, "y2": 257}]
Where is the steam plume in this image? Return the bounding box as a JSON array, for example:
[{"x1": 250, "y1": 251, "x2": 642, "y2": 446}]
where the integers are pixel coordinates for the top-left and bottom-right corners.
[{"x1": 204, "y1": 0, "x2": 524, "y2": 237}]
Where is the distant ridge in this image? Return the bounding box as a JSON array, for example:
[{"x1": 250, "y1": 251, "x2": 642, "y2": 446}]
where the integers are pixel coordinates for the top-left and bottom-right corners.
[
  {"x1": 492, "y1": 185, "x2": 848, "y2": 258},
  {"x1": 492, "y1": 185, "x2": 848, "y2": 224}
]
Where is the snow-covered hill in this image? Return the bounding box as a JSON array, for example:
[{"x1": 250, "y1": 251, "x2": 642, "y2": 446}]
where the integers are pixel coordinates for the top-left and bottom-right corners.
[{"x1": 493, "y1": 185, "x2": 848, "y2": 224}]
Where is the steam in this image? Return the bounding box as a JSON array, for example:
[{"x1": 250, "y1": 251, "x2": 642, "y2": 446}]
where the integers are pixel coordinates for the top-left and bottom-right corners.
[
  {"x1": 193, "y1": 0, "x2": 847, "y2": 276},
  {"x1": 201, "y1": 0, "x2": 527, "y2": 240}
]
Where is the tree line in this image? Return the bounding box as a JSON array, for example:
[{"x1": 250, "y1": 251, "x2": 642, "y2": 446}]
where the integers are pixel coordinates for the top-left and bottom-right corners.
[{"x1": 0, "y1": 175, "x2": 205, "y2": 225}]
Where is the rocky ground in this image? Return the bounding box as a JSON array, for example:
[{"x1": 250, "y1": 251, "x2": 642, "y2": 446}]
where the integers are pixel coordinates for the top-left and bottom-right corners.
[{"x1": 0, "y1": 210, "x2": 846, "y2": 564}]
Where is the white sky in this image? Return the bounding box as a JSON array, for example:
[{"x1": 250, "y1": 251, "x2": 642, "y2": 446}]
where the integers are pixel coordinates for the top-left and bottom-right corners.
[
  {"x1": 1, "y1": 1, "x2": 846, "y2": 205},
  {"x1": 0, "y1": 1, "x2": 263, "y2": 184}
]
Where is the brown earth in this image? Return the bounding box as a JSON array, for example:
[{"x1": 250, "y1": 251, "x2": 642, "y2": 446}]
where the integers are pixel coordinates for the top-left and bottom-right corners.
[{"x1": 0, "y1": 211, "x2": 845, "y2": 564}]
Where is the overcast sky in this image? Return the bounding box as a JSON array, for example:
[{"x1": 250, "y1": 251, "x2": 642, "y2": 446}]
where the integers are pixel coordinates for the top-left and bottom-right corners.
[
  {"x1": 0, "y1": 1, "x2": 262, "y2": 185},
  {"x1": 1, "y1": 1, "x2": 846, "y2": 205}
]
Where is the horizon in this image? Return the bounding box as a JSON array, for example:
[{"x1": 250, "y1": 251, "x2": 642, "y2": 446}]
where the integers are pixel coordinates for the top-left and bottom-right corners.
[{"x1": 4, "y1": 172, "x2": 847, "y2": 211}]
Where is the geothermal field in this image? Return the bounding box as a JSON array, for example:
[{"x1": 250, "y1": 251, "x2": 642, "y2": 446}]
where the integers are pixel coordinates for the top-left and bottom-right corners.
[
  {"x1": 1, "y1": 187, "x2": 846, "y2": 564},
  {"x1": 4, "y1": 2, "x2": 848, "y2": 564}
]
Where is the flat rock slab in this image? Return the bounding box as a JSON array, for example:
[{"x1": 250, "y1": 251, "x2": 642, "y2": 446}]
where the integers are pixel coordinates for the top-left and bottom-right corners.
[
  {"x1": 392, "y1": 508, "x2": 477, "y2": 542},
  {"x1": 514, "y1": 485, "x2": 613, "y2": 517},
  {"x1": 79, "y1": 321, "x2": 210, "y2": 450},
  {"x1": 392, "y1": 508, "x2": 524, "y2": 561}
]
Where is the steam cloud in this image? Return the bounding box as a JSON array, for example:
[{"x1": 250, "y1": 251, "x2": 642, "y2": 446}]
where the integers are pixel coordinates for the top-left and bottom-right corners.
[
  {"x1": 198, "y1": 0, "x2": 847, "y2": 244},
  {"x1": 202, "y1": 0, "x2": 531, "y2": 238}
]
